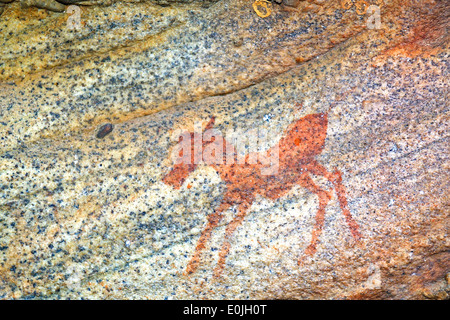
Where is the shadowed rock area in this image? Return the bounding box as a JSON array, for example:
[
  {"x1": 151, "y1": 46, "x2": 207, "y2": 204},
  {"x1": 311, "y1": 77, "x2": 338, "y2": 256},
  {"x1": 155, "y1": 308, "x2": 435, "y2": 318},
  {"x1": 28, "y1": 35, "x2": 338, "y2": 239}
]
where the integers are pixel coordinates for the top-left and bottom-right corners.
[{"x1": 0, "y1": 0, "x2": 449, "y2": 299}]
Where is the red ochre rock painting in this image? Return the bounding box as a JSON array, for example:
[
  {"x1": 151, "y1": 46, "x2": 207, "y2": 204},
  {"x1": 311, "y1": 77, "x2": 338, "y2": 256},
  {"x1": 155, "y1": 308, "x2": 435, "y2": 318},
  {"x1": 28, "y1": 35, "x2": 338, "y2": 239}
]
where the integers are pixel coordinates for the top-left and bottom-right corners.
[{"x1": 162, "y1": 112, "x2": 361, "y2": 276}]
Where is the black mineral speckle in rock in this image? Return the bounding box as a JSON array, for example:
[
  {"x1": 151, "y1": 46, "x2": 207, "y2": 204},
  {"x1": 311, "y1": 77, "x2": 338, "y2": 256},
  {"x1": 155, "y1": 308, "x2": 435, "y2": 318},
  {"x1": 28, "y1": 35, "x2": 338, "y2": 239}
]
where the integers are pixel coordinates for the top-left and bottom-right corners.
[{"x1": 96, "y1": 123, "x2": 114, "y2": 139}]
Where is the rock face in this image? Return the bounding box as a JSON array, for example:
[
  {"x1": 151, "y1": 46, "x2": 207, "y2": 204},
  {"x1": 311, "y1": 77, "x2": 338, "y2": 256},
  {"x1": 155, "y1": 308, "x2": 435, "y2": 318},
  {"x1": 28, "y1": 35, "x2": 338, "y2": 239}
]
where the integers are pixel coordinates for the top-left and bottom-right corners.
[
  {"x1": 0, "y1": 0, "x2": 448, "y2": 299},
  {"x1": 0, "y1": 0, "x2": 219, "y2": 14}
]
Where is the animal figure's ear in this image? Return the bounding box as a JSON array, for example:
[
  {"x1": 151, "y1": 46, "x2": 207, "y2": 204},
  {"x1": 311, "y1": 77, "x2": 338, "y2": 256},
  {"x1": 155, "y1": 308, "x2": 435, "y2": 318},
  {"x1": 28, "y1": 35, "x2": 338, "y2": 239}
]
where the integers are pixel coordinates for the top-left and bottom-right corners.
[{"x1": 204, "y1": 116, "x2": 215, "y2": 131}]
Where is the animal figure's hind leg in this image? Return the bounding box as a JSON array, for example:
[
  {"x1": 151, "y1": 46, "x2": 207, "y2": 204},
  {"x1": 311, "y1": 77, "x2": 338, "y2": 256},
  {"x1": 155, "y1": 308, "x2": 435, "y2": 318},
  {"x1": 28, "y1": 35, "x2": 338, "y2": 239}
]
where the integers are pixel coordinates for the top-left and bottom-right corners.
[
  {"x1": 298, "y1": 173, "x2": 332, "y2": 261},
  {"x1": 214, "y1": 201, "x2": 251, "y2": 277},
  {"x1": 185, "y1": 201, "x2": 231, "y2": 275},
  {"x1": 305, "y1": 160, "x2": 361, "y2": 240}
]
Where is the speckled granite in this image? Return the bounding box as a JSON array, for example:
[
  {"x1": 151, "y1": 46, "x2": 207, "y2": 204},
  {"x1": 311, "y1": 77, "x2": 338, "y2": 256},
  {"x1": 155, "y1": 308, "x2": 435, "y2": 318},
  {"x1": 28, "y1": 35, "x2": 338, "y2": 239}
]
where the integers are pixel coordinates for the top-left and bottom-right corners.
[
  {"x1": 0, "y1": 0, "x2": 449, "y2": 299},
  {"x1": 0, "y1": 0, "x2": 369, "y2": 153},
  {"x1": 0, "y1": 0, "x2": 219, "y2": 15}
]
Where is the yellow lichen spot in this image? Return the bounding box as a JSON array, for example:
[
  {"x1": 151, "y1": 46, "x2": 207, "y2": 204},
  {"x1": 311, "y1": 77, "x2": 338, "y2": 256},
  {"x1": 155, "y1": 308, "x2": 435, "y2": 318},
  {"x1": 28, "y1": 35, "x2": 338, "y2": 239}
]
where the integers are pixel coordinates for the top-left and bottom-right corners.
[
  {"x1": 341, "y1": 0, "x2": 353, "y2": 10},
  {"x1": 355, "y1": 0, "x2": 369, "y2": 15},
  {"x1": 253, "y1": 0, "x2": 272, "y2": 18}
]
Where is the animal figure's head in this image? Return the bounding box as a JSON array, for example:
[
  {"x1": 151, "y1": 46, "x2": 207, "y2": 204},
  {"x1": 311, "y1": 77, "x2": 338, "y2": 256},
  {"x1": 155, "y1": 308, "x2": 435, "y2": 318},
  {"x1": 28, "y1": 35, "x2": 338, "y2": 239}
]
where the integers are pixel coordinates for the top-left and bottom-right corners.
[
  {"x1": 278, "y1": 113, "x2": 328, "y2": 160},
  {"x1": 162, "y1": 117, "x2": 216, "y2": 189}
]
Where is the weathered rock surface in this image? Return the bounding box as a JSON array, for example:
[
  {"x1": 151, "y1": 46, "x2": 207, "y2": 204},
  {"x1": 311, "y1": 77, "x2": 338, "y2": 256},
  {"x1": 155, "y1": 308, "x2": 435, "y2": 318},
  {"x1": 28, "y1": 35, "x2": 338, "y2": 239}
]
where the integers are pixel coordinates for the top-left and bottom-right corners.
[{"x1": 0, "y1": 0, "x2": 448, "y2": 299}]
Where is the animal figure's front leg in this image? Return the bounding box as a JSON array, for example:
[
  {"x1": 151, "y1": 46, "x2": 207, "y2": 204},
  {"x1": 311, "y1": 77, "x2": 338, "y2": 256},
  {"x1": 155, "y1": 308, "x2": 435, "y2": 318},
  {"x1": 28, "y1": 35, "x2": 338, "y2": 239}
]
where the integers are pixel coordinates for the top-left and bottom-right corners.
[
  {"x1": 305, "y1": 160, "x2": 361, "y2": 241},
  {"x1": 297, "y1": 173, "x2": 332, "y2": 261},
  {"x1": 185, "y1": 200, "x2": 231, "y2": 275}
]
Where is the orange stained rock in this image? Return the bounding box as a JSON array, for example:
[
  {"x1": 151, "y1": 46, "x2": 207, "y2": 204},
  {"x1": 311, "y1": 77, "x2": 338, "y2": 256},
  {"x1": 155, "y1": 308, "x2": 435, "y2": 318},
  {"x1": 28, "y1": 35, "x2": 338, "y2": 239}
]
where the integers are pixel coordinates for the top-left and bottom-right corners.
[{"x1": 374, "y1": 0, "x2": 448, "y2": 61}]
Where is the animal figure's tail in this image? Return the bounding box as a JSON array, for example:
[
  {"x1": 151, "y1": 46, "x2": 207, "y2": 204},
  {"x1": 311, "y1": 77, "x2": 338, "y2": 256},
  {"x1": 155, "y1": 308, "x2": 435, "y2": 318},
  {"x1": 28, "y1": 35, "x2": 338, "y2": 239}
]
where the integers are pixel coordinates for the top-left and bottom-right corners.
[{"x1": 163, "y1": 116, "x2": 216, "y2": 189}]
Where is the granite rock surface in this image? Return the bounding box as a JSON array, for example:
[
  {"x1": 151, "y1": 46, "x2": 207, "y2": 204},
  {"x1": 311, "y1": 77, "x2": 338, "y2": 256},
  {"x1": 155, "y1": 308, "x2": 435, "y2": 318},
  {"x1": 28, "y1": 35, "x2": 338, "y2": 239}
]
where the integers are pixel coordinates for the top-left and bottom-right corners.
[{"x1": 0, "y1": 0, "x2": 449, "y2": 299}]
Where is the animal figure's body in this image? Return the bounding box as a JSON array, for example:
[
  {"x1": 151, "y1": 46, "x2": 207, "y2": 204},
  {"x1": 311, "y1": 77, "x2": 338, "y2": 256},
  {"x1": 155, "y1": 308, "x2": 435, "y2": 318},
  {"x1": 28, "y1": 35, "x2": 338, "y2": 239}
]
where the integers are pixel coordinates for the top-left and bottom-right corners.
[{"x1": 163, "y1": 113, "x2": 361, "y2": 276}]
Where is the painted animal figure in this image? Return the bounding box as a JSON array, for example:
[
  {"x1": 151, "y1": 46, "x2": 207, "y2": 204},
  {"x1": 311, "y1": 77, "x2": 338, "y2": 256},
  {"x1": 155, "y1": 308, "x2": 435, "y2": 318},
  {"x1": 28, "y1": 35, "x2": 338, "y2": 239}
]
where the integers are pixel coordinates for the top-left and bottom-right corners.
[{"x1": 162, "y1": 112, "x2": 361, "y2": 276}]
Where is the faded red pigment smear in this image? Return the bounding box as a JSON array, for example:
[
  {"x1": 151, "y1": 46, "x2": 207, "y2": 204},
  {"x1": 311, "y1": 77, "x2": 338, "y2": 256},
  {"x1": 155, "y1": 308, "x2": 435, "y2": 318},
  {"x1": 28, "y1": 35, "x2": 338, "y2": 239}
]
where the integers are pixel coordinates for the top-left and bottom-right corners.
[{"x1": 162, "y1": 113, "x2": 361, "y2": 277}]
